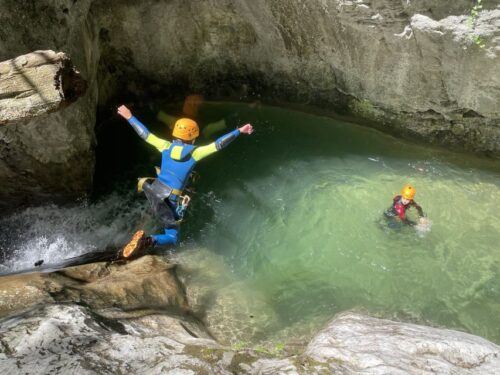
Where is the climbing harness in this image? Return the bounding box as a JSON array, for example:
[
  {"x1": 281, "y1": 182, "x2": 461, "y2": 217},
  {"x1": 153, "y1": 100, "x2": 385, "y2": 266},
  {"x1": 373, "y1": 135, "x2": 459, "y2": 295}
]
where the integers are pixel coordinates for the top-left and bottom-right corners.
[
  {"x1": 137, "y1": 177, "x2": 183, "y2": 198},
  {"x1": 176, "y1": 195, "x2": 191, "y2": 219}
]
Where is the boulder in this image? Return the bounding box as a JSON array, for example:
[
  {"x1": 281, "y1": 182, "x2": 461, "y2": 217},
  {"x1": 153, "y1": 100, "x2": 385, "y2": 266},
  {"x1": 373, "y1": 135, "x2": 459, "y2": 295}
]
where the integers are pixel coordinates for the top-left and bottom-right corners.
[
  {"x1": 0, "y1": 304, "x2": 223, "y2": 375},
  {"x1": 0, "y1": 50, "x2": 87, "y2": 125},
  {"x1": 0, "y1": 255, "x2": 188, "y2": 318},
  {"x1": 306, "y1": 312, "x2": 500, "y2": 374},
  {"x1": 0, "y1": 0, "x2": 98, "y2": 209}
]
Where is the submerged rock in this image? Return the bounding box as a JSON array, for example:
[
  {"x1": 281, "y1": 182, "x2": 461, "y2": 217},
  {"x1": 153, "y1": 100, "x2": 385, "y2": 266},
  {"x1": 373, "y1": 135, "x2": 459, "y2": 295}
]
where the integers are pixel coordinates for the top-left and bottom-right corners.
[{"x1": 176, "y1": 248, "x2": 279, "y2": 344}]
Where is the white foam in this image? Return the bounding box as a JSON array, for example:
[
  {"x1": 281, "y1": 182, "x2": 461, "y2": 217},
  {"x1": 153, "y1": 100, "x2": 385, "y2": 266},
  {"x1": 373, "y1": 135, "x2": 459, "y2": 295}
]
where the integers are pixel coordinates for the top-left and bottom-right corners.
[
  {"x1": 0, "y1": 193, "x2": 150, "y2": 271},
  {"x1": 415, "y1": 218, "x2": 432, "y2": 238}
]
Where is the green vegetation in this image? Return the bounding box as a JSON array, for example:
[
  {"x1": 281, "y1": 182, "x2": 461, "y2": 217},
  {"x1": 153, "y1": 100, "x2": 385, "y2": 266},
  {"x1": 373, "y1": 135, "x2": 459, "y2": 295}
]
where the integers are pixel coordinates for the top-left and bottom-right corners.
[
  {"x1": 231, "y1": 341, "x2": 286, "y2": 357},
  {"x1": 467, "y1": 0, "x2": 486, "y2": 48}
]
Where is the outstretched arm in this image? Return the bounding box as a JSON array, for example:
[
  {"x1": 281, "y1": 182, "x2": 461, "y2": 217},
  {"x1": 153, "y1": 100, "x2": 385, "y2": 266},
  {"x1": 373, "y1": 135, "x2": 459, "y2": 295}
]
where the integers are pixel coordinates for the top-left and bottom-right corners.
[
  {"x1": 192, "y1": 123, "x2": 253, "y2": 161},
  {"x1": 117, "y1": 105, "x2": 170, "y2": 152},
  {"x1": 411, "y1": 201, "x2": 425, "y2": 217}
]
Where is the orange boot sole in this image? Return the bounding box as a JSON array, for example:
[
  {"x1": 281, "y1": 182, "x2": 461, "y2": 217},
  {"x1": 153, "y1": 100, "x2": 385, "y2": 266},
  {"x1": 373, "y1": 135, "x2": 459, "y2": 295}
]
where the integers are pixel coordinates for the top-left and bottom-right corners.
[{"x1": 122, "y1": 230, "x2": 146, "y2": 258}]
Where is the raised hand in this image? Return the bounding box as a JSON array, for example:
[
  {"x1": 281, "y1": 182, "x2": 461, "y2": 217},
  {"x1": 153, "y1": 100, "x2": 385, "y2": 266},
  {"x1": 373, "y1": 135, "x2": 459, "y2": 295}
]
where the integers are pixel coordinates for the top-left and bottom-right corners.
[
  {"x1": 238, "y1": 123, "x2": 254, "y2": 135},
  {"x1": 117, "y1": 105, "x2": 133, "y2": 120}
]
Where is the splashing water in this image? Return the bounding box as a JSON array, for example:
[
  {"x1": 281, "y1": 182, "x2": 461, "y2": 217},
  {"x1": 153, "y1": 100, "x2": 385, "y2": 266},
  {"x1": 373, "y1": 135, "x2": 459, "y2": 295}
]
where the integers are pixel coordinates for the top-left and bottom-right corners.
[
  {"x1": 415, "y1": 218, "x2": 432, "y2": 238},
  {"x1": 0, "y1": 193, "x2": 152, "y2": 272}
]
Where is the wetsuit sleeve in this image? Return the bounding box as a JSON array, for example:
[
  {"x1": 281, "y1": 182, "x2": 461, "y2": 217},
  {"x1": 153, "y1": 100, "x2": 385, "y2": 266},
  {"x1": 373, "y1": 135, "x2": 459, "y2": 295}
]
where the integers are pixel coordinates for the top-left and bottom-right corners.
[
  {"x1": 127, "y1": 116, "x2": 150, "y2": 139},
  {"x1": 403, "y1": 217, "x2": 417, "y2": 226},
  {"x1": 411, "y1": 201, "x2": 425, "y2": 217},
  {"x1": 192, "y1": 129, "x2": 240, "y2": 161},
  {"x1": 127, "y1": 116, "x2": 171, "y2": 152}
]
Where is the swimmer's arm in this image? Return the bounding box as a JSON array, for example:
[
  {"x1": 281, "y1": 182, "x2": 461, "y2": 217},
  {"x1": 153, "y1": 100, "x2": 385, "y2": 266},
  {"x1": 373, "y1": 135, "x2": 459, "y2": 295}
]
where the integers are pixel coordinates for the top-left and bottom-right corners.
[
  {"x1": 411, "y1": 201, "x2": 425, "y2": 217},
  {"x1": 404, "y1": 218, "x2": 417, "y2": 226}
]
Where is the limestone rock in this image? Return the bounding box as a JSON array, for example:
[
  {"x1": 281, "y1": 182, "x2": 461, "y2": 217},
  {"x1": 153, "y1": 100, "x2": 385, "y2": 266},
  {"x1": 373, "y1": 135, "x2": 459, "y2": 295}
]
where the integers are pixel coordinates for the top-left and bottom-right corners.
[
  {"x1": 0, "y1": 303, "x2": 302, "y2": 375},
  {"x1": 0, "y1": 272, "x2": 56, "y2": 317},
  {"x1": 0, "y1": 255, "x2": 187, "y2": 319},
  {"x1": 0, "y1": 50, "x2": 87, "y2": 125},
  {"x1": 0, "y1": 304, "x2": 225, "y2": 375},
  {"x1": 305, "y1": 312, "x2": 500, "y2": 374},
  {"x1": 2, "y1": 304, "x2": 499, "y2": 374},
  {"x1": 94, "y1": 0, "x2": 500, "y2": 155},
  {"x1": 1, "y1": 258, "x2": 500, "y2": 374},
  {"x1": 0, "y1": 0, "x2": 98, "y2": 209}
]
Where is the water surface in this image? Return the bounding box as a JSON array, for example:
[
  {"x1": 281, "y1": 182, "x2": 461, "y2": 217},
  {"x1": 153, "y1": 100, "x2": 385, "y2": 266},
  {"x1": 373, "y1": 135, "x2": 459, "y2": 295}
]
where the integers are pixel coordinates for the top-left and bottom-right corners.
[{"x1": 1, "y1": 102, "x2": 499, "y2": 344}]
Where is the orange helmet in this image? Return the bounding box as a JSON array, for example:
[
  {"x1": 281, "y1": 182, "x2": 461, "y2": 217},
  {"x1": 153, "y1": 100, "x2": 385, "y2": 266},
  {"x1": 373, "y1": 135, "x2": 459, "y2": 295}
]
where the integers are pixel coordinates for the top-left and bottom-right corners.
[
  {"x1": 172, "y1": 118, "x2": 199, "y2": 141},
  {"x1": 401, "y1": 184, "x2": 416, "y2": 200}
]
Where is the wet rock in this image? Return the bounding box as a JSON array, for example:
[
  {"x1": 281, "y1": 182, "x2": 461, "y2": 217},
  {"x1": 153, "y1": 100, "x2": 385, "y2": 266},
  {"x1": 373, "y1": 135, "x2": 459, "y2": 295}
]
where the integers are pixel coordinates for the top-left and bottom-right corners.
[
  {"x1": 1, "y1": 257, "x2": 500, "y2": 374},
  {"x1": 2, "y1": 304, "x2": 498, "y2": 374},
  {"x1": 0, "y1": 303, "x2": 303, "y2": 375},
  {"x1": 53, "y1": 255, "x2": 188, "y2": 314},
  {"x1": 305, "y1": 312, "x2": 500, "y2": 374},
  {"x1": 0, "y1": 272, "x2": 57, "y2": 317},
  {"x1": 0, "y1": 255, "x2": 187, "y2": 318}
]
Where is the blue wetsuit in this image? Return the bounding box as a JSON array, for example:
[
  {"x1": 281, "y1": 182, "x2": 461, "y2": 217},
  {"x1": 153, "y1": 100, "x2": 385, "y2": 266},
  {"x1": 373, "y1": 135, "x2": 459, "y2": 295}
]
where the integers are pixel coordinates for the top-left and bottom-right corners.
[{"x1": 127, "y1": 115, "x2": 241, "y2": 246}]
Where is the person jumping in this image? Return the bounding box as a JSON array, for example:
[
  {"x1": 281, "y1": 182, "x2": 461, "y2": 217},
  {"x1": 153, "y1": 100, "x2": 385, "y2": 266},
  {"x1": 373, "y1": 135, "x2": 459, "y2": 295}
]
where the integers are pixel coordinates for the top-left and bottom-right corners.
[{"x1": 117, "y1": 105, "x2": 254, "y2": 258}]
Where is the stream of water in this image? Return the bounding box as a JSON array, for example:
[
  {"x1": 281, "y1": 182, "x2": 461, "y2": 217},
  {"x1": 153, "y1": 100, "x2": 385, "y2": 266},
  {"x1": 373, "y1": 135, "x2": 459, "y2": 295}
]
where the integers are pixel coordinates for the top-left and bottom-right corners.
[{"x1": 1, "y1": 102, "x2": 499, "y2": 344}]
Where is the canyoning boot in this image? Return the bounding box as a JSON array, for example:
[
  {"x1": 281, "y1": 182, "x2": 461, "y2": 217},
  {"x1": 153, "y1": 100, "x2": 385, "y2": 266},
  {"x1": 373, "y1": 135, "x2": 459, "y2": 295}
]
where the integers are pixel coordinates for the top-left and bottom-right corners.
[{"x1": 122, "y1": 230, "x2": 154, "y2": 259}]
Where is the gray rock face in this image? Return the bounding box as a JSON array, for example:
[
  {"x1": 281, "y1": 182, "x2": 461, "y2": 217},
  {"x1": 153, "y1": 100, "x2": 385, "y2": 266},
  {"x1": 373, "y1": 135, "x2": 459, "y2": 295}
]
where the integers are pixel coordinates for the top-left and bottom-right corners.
[
  {"x1": 306, "y1": 312, "x2": 500, "y2": 374},
  {"x1": 94, "y1": 0, "x2": 500, "y2": 155},
  {"x1": 0, "y1": 50, "x2": 87, "y2": 125},
  {"x1": 0, "y1": 303, "x2": 302, "y2": 375},
  {"x1": 0, "y1": 0, "x2": 499, "y2": 206},
  {"x1": 1, "y1": 303, "x2": 499, "y2": 374},
  {"x1": 0, "y1": 257, "x2": 499, "y2": 374},
  {"x1": 0, "y1": 304, "x2": 224, "y2": 375},
  {"x1": 0, "y1": 0, "x2": 98, "y2": 209}
]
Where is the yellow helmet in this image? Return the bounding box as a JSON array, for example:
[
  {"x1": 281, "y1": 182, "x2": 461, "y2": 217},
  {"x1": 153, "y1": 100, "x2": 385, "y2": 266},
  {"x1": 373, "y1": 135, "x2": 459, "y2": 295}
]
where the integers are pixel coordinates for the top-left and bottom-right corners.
[
  {"x1": 401, "y1": 184, "x2": 416, "y2": 200},
  {"x1": 172, "y1": 118, "x2": 199, "y2": 141}
]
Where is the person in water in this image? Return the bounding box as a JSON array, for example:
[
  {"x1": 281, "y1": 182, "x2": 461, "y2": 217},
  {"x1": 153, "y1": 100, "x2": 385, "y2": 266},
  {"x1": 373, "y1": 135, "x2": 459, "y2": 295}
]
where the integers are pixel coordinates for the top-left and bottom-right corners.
[
  {"x1": 117, "y1": 105, "x2": 254, "y2": 258},
  {"x1": 384, "y1": 184, "x2": 427, "y2": 227}
]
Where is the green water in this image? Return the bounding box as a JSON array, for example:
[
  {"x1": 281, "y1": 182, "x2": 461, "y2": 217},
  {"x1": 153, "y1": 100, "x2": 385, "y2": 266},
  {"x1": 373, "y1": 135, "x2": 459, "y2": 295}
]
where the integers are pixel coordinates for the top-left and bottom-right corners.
[{"x1": 103, "y1": 101, "x2": 500, "y2": 344}]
